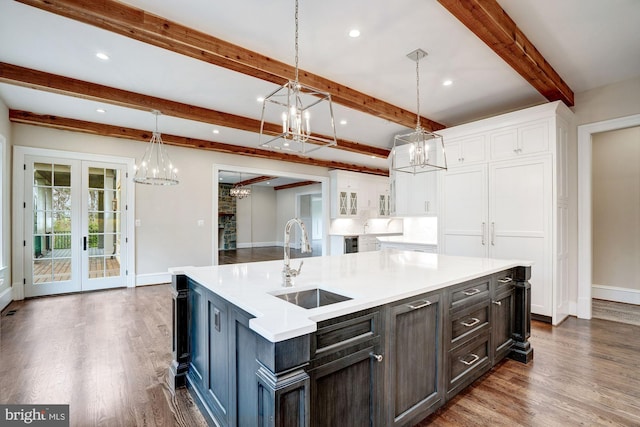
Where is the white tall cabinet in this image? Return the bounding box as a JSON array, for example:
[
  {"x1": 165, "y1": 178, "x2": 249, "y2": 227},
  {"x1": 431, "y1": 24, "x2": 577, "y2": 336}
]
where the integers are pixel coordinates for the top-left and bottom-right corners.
[{"x1": 439, "y1": 102, "x2": 573, "y2": 325}]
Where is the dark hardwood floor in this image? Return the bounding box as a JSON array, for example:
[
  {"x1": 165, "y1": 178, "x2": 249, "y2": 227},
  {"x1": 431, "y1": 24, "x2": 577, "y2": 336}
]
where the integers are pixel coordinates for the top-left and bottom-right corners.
[
  {"x1": 2, "y1": 285, "x2": 639, "y2": 426},
  {"x1": 218, "y1": 244, "x2": 320, "y2": 265}
]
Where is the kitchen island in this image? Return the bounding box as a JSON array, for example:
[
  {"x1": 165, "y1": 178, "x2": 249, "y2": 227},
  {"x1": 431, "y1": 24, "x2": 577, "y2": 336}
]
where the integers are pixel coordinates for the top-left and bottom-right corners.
[{"x1": 170, "y1": 250, "x2": 533, "y2": 426}]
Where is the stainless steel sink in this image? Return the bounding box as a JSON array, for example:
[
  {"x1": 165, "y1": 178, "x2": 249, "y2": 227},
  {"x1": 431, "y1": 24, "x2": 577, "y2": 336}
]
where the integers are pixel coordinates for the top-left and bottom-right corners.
[{"x1": 274, "y1": 288, "x2": 352, "y2": 309}]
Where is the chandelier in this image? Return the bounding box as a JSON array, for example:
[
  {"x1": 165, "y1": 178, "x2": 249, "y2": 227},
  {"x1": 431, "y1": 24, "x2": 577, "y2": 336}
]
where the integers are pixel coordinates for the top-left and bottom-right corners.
[
  {"x1": 133, "y1": 110, "x2": 179, "y2": 185},
  {"x1": 258, "y1": 0, "x2": 337, "y2": 155},
  {"x1": 230, "y1": 186, "x2": 251, "y2": 199},
  {"x1": 230, "y1": 173, "x2": 251, "y2": 199},
  {"x1": 391, "y1": 49, "x2": 447, "y2": 174}
]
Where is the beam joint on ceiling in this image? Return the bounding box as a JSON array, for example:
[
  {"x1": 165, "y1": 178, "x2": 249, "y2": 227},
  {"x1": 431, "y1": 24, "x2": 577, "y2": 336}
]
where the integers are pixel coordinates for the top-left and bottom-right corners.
[
  {"x1": 16, "y1": 0, "x2": 445, "y2": 132},
  {"x1": 437, "y1": 0, "x2": 574, "y2": 106},
  {"x1": 9, "y1": 110, "x2": 389, "y2": 177}
]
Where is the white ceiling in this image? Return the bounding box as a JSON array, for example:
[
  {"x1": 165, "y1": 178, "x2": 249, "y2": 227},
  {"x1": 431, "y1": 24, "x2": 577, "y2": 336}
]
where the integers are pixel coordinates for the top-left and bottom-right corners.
[{"x1": 0, "y1": 0, "x2": 638, "y2": 171}]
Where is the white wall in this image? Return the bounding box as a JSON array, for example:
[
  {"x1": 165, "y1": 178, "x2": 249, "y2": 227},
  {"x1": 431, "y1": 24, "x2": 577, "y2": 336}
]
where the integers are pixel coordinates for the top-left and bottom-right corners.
[
  {"x1": 592, "y1": 126, "x2": 640, "y2": 296},
  {"x1": 11, "y1": 124, "x2": 329, "y2": 285},
  {"x1": 236, "y1": 185, "x2": 277, "y2": 247},
  {"x1": 276, "y1": 183, "x2": 322, "y2": 247},
  {"x1": 0, "y1": 98, "x2": 10, "y2": 306},
  {"x1": 574, "y1": 76, "x2": 640, "y2": 312},
  {"x1": 574, "y1": 75, "x2": 640, "y2": 125}
]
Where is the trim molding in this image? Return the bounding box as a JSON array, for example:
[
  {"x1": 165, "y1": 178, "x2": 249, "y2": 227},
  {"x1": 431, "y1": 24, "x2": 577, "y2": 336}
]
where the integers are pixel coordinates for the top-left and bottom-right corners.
[
  {"x1": 0, "y1": 287, "x2": 12, "y2": 312},
  {"x1": 577, "y1": 114, "x2": 640, "y2": 319},
  {"x1": 236, "y1": 241, "x2": 279, "y2": 249},
  {"x1": 136, "y1": 272, "x2": 171, "y2": 286},
  {"x1": 592, "y1": 284, "x2": 640, "y2": 305}
]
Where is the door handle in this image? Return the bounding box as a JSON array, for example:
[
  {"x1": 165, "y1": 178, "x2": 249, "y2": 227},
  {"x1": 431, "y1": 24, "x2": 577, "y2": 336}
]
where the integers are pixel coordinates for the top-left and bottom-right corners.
[
  {"x1": 407, "y1": 300, "x2": 432, "y2": 310},
  {"x1": 83, "y1": 236, "x2": 87, "y2": 251},
  {"x1": 481, "y1": 222, "x2": 486, "y2": 245},
  {"x1": 461, "y1": 317, "x2": 481, "y2": 328},
  {"x1": 370, "y1": 352, "x2": 384, "y2": 363},
  {"x1": 491, "y1": 222, "x2": 495, "y2": 246},
  {"x1": 460, "y1": 353, "x2": 480, "y2": 366}
]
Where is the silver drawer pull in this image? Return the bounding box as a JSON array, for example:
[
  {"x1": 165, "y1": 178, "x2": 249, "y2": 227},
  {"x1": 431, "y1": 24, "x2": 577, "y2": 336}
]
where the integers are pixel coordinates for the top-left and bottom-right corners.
[
  {"x1": 492, "y1": 300, "x2": 502, "y2": 306},
  {"x1": 461, "y1": 317, "x2": 480, "y2": 327},
  {"x1": 407, "y1": 300, "x2": 431, "y2": 310},
  {"x1": 463, "y1": 288, "x2": 480, "y2": 296},
  {"x1": 497, "y1": 277, "x2": 513, "y2": 283},
  {"x1": 370, "y1": 352, "x2": 384, "y2": 363},
  {"x1": 459, "y1": 353, "x2": 480, "y2": 366}
]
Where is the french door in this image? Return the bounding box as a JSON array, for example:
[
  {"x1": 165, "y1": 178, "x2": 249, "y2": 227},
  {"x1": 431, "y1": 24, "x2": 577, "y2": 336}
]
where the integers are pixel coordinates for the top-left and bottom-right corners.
[{"x1": 25, "y1": 156, "x2": 128, "y2": 297}]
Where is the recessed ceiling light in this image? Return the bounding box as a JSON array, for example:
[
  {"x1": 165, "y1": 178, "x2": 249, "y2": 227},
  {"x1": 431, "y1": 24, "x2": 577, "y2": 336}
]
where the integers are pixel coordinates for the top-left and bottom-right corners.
[
  {"x1": 96, "y1": 108, "x2": 106, "y2": 113},
  {"x1": 348, "y1": 29, "x2": 361, "y2": 38},
  {"x1": 212, "y1": 129, "x2": 220, "y2": 134},
  {"x1": 266, "y1": 181, "x2": 271, "y2": 185},
  {"x1": 219, "y1": 177, "x2": 223, "y2": 181},
  {"x1": 340, "y1": 119, "x2": 348, "y2": 125},
  {"x1": 443, "y1": 79, "x2": 453, "y2": 86},
  {"x1": 257, "y1": 96, "x2": 265, "y2": 103},
  {"x1": 370, "y1": 155, "x2": 377, "y2": 159},
  {"x1": 95, "y1": 52, "x2": 110, "y2": 61}
]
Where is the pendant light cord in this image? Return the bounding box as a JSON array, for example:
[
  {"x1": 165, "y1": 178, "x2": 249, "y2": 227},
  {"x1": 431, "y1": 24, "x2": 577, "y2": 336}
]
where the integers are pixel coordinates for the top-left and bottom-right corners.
[
  {"x1": 415, "y1": 57, "x2": 421, "y2": 131},
  {"x1": 294, "y1": 0, "x2": 299, "y2": 83}
]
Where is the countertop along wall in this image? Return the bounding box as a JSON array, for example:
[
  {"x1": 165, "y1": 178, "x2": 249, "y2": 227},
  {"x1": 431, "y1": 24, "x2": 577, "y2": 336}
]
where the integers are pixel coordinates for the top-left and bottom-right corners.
[{"x1": 9, "y1": 124, "x2": 330, "y2": 287}]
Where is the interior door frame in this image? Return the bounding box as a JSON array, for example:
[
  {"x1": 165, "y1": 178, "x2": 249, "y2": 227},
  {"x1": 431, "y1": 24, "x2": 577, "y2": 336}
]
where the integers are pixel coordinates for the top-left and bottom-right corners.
[
  {"x1": 577, "y1": 113, "x2": 640, "y2": 319},
  {"x1": 212, "y1": 164, "x2": 330, "y2": 266},
  {"x1": 12, "y1": 146, "x2": 136, "y2": 300}
]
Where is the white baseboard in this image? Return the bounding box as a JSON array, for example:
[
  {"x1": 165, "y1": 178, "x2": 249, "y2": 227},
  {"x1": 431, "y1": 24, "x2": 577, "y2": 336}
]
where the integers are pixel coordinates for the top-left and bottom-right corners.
[
  {"x1": 136, "y1": 272, "x2": 171, "y2": 286},
  {"x1": 236, "y1": 241, "x2": 279, "y2": 249},
  {"x1": 592, "y1": 284, "x2": 640, "y2": 305},
  {"x1": 0, "y1": 287, "x2": 12, "y2": 312}
]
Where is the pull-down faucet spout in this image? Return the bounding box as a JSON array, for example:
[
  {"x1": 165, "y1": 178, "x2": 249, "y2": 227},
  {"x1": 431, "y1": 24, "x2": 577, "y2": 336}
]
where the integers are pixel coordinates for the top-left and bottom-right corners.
[{"x1": 282, "y1": 218, "x2": 312, "y2": 287}]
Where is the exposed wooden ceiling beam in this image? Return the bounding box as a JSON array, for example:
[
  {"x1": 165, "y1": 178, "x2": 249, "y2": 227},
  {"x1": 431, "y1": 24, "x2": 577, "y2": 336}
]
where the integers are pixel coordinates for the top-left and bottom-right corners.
[
  {"x1": 274, "y1": 181, "x2": 318, "y2": 191},
  {"x1": 16, "y1": 0, "x2": 445, "y2": 132},
  {"x1": 9, "y1": 110, "x2": 389, "y2": 177},
  {"x1": 0, "y1": 62, "x2": 390, "y2": 159},
  {"x1": 437, "y1": 0, "x2": 574, "y2": 106},
  {"x1": 236, "y1": 176, "x2": 275, "y2": 187}
]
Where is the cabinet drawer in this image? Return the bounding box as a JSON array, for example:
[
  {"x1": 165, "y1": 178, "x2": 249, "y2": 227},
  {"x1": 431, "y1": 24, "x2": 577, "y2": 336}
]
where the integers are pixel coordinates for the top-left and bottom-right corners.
[
  {"x1": 313, "y1": 311, "x2": 378, "y2": 357},
  {"x1": 450, "y1": 301, "x2": 490, "y2": 346},
  {"x1": 446, "y1": 332, "x2": 491, "y2": 398},
  {"x1": 449, "y1": 278, "x2": 490, "y2": 310},
  {"x1": 494, "y1": 271, "x2": 516, "y2": 294}
]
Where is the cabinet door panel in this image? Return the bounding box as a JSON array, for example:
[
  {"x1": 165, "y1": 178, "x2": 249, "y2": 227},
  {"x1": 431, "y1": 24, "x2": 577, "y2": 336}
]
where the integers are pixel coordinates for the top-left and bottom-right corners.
[
  {"x1": 189, "y1": 283, "x2": 206, "y2": 388},
  {"x1": 492, "y1": 235, "x2": 549, "y2": 316},
  {"x1": 490, "y1": 159, "x2": 549, "y2": 235},
  {"x1": 519, "y1": 121, "x2": 549, "y2": 155},
  {"x1": 310, "y1": 346, "x2": 379, "y2": 427},
  {"x1": 492, "y1": 288, "x2": 515, "y2": 363},
  {"x1": 208, "y1": 295, "x2": 229, "y2": 422},
  {"x1": 388, "y1": 293, "x2": 442, "y2": 426},
  {"x1": 441, "y1": 165, "x2": 488, "y2": 255},
  {"x1": 489, "y1": 127, "x2": 517, "y2": 159},
  {"x1": 489, "y1": 157, "x2": 551, "y2": 317}
]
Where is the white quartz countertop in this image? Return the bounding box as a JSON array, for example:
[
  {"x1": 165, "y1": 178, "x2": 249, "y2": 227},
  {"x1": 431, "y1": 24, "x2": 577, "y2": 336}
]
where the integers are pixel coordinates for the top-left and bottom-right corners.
[
  {"x1": 172, "y1": 250, "x2": 529, "y2": 343},
  {"x1": 376, "y1": 236, "x2": 438, "y2": 245}
]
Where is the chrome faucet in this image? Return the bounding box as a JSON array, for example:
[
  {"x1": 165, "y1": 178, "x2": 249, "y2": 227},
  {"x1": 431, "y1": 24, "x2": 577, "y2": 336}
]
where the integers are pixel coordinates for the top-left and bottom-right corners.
[{"x1": 283, "y1": 218, "x2": 312, "y2": 287}]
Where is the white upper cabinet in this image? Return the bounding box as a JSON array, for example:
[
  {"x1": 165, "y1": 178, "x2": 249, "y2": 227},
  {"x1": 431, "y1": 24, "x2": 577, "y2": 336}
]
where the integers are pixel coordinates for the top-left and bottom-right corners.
[
  {"x1": 445, "y1": 134, "x2": 487, "y2": 166},
  {"x1": 489, "y1": 120, "x2": 549, "y2": 160},
  {"x1": 330, "y1": 170, "x2": 389, "y2": 219}
]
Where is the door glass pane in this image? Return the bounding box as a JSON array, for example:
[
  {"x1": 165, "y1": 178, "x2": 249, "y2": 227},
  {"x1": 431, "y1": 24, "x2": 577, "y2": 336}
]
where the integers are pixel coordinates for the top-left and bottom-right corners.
[
  {"x1": 87, "y1": 167, "x2": 121, "y2": 279},
  {"x1": 32, "y1": 162, "x2": 73, "y2": 284}
]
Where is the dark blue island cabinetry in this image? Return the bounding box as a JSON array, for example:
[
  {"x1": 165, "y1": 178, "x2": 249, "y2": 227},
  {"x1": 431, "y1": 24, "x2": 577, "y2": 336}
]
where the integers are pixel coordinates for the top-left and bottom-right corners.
[{"x1": 170, "y1": 262, "x2": 532, "y2": 427}]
